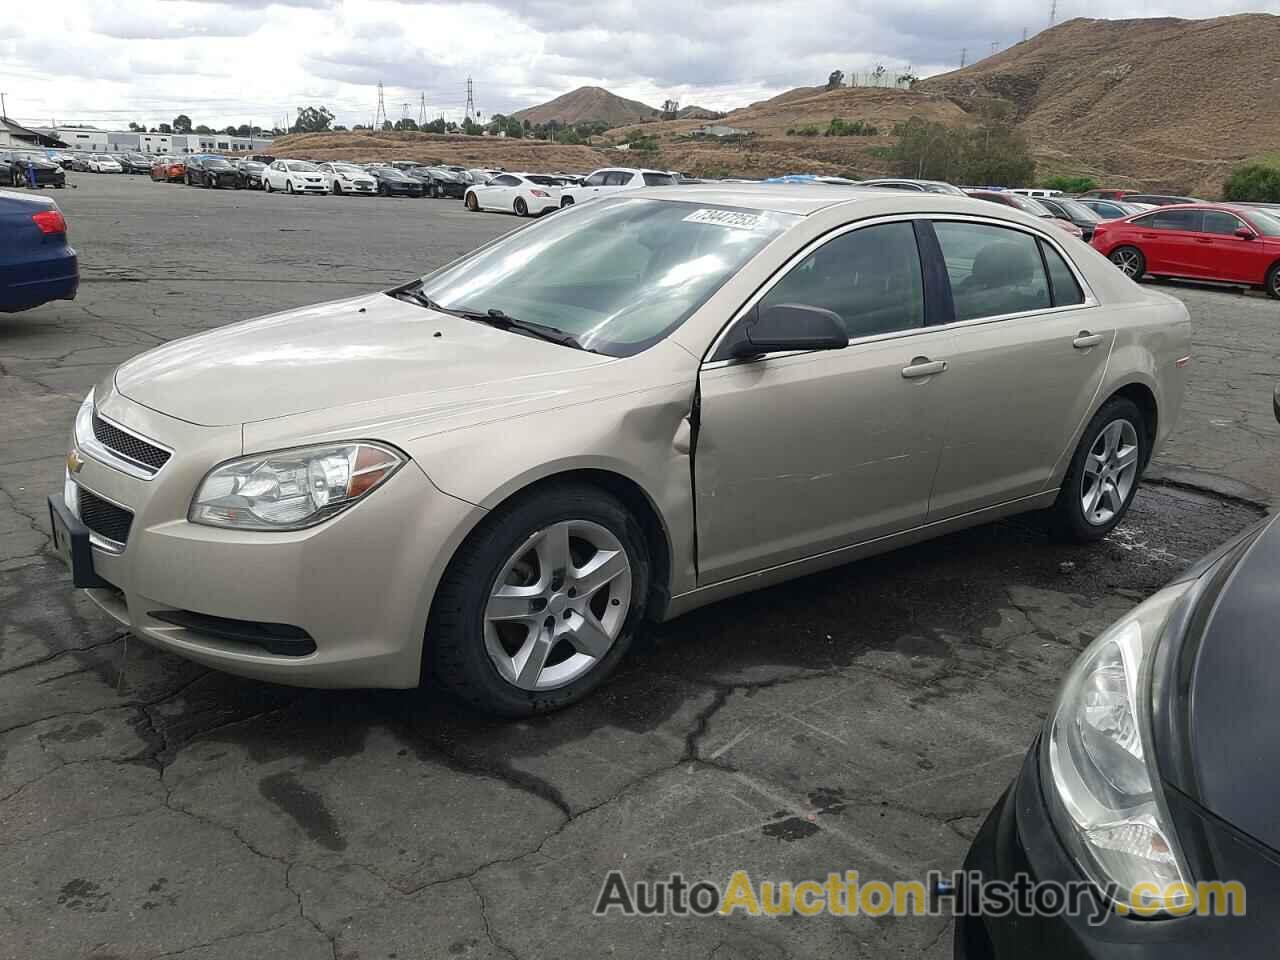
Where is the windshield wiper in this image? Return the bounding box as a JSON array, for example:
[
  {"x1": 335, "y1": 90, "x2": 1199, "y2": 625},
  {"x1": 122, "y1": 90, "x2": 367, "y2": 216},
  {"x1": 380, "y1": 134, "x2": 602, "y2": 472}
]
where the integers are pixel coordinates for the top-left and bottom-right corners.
[
  {"x1": 390, "y1": 282, "x2": 448, "y2": 312},
  {"x1": 462, "y1": 308, "x2": 592, "y2": 352}
]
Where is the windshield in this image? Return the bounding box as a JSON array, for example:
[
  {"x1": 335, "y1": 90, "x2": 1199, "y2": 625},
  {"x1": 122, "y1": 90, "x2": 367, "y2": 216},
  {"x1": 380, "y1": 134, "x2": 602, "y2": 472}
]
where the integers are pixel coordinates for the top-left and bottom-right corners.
[
  {"x1": 285, "y1": 160, "x2": 318, "y2": 172},
  {"x1": 206, "y1": 158, "x2": 231, "y2": 168},
  {"x1": 1244, "y1": 209, "x2": 1280, "y2": 236},
  {"x1": 1006, "y1": 193, "x2": 1052, "y2": 216},
  {"x1": 418, "y1": 197, "x2": 793, "y2": 357},
  {"x1": 1052, "y1": 198, "x2": 1101, "y2": 221}
]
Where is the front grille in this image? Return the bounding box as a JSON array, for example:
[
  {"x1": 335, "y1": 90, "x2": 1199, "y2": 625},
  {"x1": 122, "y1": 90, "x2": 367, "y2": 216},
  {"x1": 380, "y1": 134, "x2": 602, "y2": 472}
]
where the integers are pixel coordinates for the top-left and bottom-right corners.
[
  {"x1": 92, "y1": 413, "x2": 171, "y2": 471},
  {"x1": 78, "y1": 489, "x2": 133, "y2": 545}
]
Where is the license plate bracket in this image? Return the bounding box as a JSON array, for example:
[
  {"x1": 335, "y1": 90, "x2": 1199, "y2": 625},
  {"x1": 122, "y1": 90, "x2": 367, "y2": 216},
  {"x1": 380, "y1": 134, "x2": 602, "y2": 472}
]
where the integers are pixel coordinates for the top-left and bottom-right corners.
[{"x1": 47, "y1": 494, "x2": 112, "y2": 589}]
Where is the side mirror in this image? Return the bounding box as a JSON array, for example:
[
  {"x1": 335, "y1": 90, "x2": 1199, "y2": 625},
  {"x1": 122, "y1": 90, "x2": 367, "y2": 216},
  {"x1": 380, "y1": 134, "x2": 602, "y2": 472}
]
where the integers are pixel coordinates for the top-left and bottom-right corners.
[
  {"x1": 731, "y1": 304, "x2": 848, "y2": 358},
  {"x1": 1235, "y1": 227, "x2": 1256, "y2": 240}
]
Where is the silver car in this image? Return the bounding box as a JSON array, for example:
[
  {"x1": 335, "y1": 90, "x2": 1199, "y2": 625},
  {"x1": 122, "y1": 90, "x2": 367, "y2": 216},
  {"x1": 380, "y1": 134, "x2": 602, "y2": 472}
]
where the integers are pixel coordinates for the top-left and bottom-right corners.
[{"x1": 49, "y1": 186, "x2": 1191, "y2": 716}]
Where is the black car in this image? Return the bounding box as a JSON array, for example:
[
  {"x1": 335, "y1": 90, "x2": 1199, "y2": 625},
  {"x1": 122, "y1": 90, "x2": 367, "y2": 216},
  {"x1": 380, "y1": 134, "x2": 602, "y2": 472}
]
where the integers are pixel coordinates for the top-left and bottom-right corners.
[
  {"x1": 185, "y1": 155, "x2": 239, "y2": 189},
  {"x1": 1037, "y1": 197, "x2": 1104, "y2": 242},
  {"x1": 0, "y1": 151, "x2": 67, "y2": 189},
  {"x1": 960, "y1": 428, "x2": 1280, "y2": 959},
  {"x1": 413, "y1": 166, "x2": 468, "y2": 199},
  {"x1": 369, "y1": 166, "x2": 424, "y2": 197},
  {"x1": 119, "y1": 153, "x2": 152, "y2": 175},
  {"x1": 235, "y1": 160, "x2": 267, "y2": 190},
  {"x1": 1124, "y1": 193, "x2": 1201, "y2": 207}
]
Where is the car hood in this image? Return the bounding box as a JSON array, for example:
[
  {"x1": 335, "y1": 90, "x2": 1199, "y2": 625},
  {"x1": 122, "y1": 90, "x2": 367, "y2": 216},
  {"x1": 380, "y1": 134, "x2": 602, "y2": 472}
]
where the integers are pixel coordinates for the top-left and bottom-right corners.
[
  {"x1": 1155, "y1": 514, "x2": 1280, "y2": 851},
  {"x1": 112, "y1": 291, "x2": 616, "y2": 428}
]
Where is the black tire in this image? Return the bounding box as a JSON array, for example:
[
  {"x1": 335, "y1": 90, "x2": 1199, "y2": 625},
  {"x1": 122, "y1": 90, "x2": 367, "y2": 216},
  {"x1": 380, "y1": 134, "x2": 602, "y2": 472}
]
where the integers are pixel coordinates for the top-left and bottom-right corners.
[
  {"x1": 264, "y1": 178, "x2": 273, "y2": 193},
  {"x1": 333, "y1": 180, "x2": 343, "y2": 195},
  {"x1": 378, "y1": 183, "x2": 389, "y2": 196},
  {"x1": 1052, "y1": 396, "x2": 1148, "y2": 543},
  {"x1": 204, "y1": 175, "x2": 213, "y2": 188},
  {"x1": 560, "y1": 195, "x2": 574, "y2": 208},
  {"x1": 285, "y1": 180, "x2": 294, "y2": 195},
  {"x1": 185, "y1": 173, "x2": 192, "y2": 186},
  {"x1": 427, "y1": 484, "x2": 650, "y2": 717},
  {"x1": 465, "y1": 192, "x2": 479, "y2": 211},
  {"x1": 1108, "y1": 245, "x2": 1146, "y2": 281},
  {"x1": 514, "y1": 197, "x2": 529, "y2": 217},
  {"x1": 1265, "y1": 262, "x2": 1280, "y2": 301}
]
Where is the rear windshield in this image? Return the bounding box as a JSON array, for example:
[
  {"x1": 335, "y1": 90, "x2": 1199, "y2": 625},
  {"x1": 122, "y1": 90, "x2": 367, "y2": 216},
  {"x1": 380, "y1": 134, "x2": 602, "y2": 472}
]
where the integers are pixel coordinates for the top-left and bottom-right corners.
[
  {"x1": 419, "y1": 198, "x2": 794, "y2": 357},
  {"x1": 642, "y1": 172, "x2": 677, "y2": 186},
  {"x1": 525, "y1": 175, "x2": 560, "y2": 186},
  {"x1": 1052, "y1": 198, "x2": 1101, "y2": 222}
]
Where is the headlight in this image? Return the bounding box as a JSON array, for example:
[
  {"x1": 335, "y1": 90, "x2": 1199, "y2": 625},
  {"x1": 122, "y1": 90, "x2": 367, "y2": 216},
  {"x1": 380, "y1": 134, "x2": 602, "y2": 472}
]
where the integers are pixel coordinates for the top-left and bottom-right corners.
[
  {"x1": 1042, "y1": 582, "x2": 1194, "y2": 913},
  {"x1": 189, "y1": 442, "x2": 405, "y2": 531}
]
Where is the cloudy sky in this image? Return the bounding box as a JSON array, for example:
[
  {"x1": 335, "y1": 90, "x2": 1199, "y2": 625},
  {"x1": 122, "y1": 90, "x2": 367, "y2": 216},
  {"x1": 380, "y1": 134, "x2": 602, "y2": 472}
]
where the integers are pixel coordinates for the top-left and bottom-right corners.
[{"x1": 0, "y1": 0, "x2": 1266, "y2": 131}]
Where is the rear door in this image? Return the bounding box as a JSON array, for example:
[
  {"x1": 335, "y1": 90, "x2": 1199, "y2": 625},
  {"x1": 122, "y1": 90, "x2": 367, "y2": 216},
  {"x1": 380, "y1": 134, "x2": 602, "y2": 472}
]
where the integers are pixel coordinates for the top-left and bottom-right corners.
[
  {"x1": 925, "y1": 218, "x2": 1113, "y2": 518},
  {"x1": 694, "y1": 219, "x2": 952, "y2": 583},
  {"x1": 1132, "y1": 209, "x2": 1203, "y2": 275}
]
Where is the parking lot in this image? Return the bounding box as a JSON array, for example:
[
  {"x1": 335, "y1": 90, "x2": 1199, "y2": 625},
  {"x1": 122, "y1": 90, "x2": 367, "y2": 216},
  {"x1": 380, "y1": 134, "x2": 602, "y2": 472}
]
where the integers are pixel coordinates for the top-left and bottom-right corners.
[{"x1": 2, "y1": 172, "x2": 1278, "y2": 960}]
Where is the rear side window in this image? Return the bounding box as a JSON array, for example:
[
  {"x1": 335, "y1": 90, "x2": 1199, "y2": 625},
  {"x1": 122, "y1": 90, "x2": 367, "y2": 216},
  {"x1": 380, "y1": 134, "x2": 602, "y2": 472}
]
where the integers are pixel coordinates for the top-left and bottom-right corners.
[
  {"x1": 1040, "y1": 241, "x2": 1085, "y2": 306},
  {"x1": 934, "y1": 222, "x2": 1051, "y2": 321},
  {"x1": 1201, "y1": 211, "x2": 1244, "y2": 236},
  {"x1": 759, "y1": 221, "x2": 924, "y2": 339},
  {"x1": 1134, "y1": 210, "x2": 1202, "y2": 232},
  {"x1": 642, "y1": 172, "x2": 676, "y2": 186}
]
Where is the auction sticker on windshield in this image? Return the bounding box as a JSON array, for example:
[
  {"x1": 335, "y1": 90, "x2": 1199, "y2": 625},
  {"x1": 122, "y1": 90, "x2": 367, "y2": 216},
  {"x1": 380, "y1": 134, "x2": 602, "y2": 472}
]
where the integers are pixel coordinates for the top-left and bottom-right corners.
[{"x1": 683, "y1": 208, "x2": 763, "y2": 229}]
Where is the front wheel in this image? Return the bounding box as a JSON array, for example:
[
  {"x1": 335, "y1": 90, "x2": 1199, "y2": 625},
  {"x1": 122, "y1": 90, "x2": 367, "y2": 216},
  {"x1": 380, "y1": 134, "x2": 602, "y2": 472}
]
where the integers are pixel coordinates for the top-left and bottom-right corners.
[
  {"x1": 1109, "y1": 245, "x2": 1146, "y2": 281},
  {"x1": 427, "y1": 484, "x2": 650, "y2": 717},
  {"x1": 465, "y1": 192, "x2": 479, "y2": 211},
  {"x1": 1265, "y1": 262, "x2": 1280, "y2": 301},
  {"x1": 285, "y1": 180, "x2": 295, "y2": 194},
  {"x1": 1052, "y1": 397, "x2": 1147, "y2": 542},
  {"x1": 333, "y1": 181, "x2": 342, "y2": 195},
  {"x1": 264, "y1": 178, "x2": 273, "y2": 193}
]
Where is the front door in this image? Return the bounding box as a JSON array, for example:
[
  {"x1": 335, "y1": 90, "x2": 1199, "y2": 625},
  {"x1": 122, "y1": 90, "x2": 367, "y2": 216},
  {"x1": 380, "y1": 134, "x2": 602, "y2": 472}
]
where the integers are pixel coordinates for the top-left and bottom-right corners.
[
  {"x1": 925, "y1": 220, "x2": 1114, "y2": 518},
  {"x1": 694, "y1": 220, "x2": 950, "y2": 584},
  {"x1": 1197, "y1": 209, "x2": 1268, "y2": 283}
]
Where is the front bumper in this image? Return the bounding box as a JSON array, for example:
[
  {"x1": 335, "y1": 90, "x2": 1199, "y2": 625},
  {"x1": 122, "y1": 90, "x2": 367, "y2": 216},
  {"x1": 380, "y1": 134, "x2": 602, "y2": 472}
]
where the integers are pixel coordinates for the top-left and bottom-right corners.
[
  {"x1": 54, "y1": 389, "x2": 483, "y2": 688},
  {"x1": 959, "y1": 742, "x2": 1264, "y2": 958}
]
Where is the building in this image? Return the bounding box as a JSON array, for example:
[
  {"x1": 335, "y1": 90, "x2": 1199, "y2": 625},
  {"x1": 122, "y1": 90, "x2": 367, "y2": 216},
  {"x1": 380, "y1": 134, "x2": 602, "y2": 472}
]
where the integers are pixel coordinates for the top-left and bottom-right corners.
[
  {"x1": 27, "y1": 126, "x2": 273, "y2": 155},
  {"x1": 692, "y1": 123, "x2": 750, "y2": 138},
  {"x1": 0, "y1": 116, "x2": 67, "y2": 148}
]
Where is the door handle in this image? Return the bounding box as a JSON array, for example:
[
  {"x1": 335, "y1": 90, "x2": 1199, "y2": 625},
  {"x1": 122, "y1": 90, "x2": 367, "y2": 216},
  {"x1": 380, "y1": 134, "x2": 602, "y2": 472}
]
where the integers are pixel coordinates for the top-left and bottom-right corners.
[
  {"x1": 1195, "y1": 237, "x2": 1214, "y2": 243},
  {"x1": 1140, "y1": 233, "x2": 1159, "y2": 239},
  {"x1": 1073, "y1": 331, "x2": 1103, "y2": 349},
  {"x1": 901, "y1": 357, "x2": 947, "y2": 379}
]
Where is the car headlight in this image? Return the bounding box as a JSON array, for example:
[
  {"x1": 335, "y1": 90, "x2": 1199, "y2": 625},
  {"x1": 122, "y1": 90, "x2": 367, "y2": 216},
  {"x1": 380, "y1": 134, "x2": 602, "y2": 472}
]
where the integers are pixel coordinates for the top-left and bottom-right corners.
[
  {"x1": 189, "y1": 442, "x2": 405, "y2": 531},
  {"x1": 1042, "y1": 581, "x2": 1194, "y2": 913}
]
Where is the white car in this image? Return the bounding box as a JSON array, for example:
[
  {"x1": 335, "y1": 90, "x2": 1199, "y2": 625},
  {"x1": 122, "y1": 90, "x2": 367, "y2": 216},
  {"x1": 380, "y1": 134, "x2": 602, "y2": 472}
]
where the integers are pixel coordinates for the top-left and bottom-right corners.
[
  {"x1": 559, "y1": 167, "x2": 678, "y2": 207},
  {"x1": 262, "y1": 159, "x2": 328, "y2": 194},
  {"x1": 464, "y1": 173, "x2": 563, "y2": 217},
  {"x1": 316, "y1": 162, "x2": 377, "y2": 195},
  {"x1": 86, "y1": 156, "x2": 123, "y2": 173}
]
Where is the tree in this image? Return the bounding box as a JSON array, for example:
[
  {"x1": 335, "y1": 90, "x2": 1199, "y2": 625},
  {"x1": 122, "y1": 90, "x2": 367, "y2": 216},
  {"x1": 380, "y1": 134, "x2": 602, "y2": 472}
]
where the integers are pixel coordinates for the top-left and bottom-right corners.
[
  {"x1": 461, "y1": 117, "x2": 482, "y2": 136},
  {"x1": 194, "y1": 125, "x2": 213, "y2": 134},
  {"x1": 172, "y1": 114, "x2": 192, "y2": 133},
  {"x1": 1043, "y1": 174, "x2": 1098, "y2": 194},
  {"x1": 1222, "y1": 164, "x2": 1280, "y2": 203},
  {"x1": 503, "y1": 117, "x2": 524, "y2": 139},
  {"x1": 887, "y1": 114, "x2": 1034, "y2": 186},
  {"x1": 158, "y1": 123, "x2": 172, "y2": 134},
  {"x1": 291, "y1": 105, "x2": 335, "y2": 133},
  {"x1": 662, "y1": 98, "x2": 680, "y2": 120},
  {"x1": 827, "y1": 70, "x2": 844, "y2": 89},
  {"x1": 128, "y1": 122, "x2": 144, "y2": 132},
  {"x1": 393, "y1": 118, "x2": 418, "y2": 131},
  {"x1": 332, "y1": 124, "x2": 348, "y2": 132}
]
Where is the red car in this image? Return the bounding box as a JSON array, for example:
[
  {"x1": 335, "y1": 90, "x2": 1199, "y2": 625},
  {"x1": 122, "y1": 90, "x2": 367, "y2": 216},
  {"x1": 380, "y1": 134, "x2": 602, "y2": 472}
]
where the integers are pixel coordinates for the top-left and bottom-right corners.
[
  {"x1": 1091, "y1": 203, "x2": 1280, "y2": 300},
  {"x1": 964, "y1": 190, "x2": 1085, "y2": 241}
]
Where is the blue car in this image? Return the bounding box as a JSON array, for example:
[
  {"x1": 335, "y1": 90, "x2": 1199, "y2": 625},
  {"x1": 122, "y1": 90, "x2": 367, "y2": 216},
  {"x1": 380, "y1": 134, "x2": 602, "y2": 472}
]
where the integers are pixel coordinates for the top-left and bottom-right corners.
[{"x1": 0, "y1": 189, "x2": 78, "y2": 313}]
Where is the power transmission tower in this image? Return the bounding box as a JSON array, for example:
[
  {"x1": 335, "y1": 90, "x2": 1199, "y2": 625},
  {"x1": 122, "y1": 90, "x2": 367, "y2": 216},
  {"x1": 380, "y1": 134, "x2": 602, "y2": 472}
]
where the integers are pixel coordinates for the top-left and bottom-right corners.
[
  {"x1": 990, "y1": 41, "x2": 999, "y2": 57},
  {"x1": 1022, "y1": 26, "x2": 1029, "y2": 41},
  {"x1": 464, "y1": 77, "x2": 476, "y2": 123},
  {"x1": 374, "y1": 81, "x2": 388, "y2": 129},
  {"x1": 417, "y1": 93, "x2": 427, "y2": 127},
  {"x1": 960, "y1": 48, "x2": 966, "y2": 67},
  {"x1": 1049, "y1": 0, "x2": 1057, "y2": 25}
]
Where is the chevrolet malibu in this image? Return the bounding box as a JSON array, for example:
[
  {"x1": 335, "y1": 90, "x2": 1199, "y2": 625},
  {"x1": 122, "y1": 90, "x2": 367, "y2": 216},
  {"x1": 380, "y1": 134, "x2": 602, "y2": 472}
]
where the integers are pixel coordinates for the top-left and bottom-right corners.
[{"x1": 48, "y1": 186, "x2": 1191, "y2": 716}]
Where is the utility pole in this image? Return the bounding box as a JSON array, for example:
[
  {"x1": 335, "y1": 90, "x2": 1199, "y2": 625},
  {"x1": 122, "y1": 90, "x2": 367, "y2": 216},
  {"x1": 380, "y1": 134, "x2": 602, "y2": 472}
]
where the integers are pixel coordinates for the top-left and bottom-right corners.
[
  {"x1": 990, "y1": 41, "x2": 999, "y2": 57},
  {"x1": 374, "y1": 81, "x2": 388, "y2": 129},
  {"x1": 959, "y1": 48, "x2": 967, "y2": 67},
  {"x1": 0, "y1": 92, "x2": 7, "y2": 120},
  {"x1": 1049, "y1": 0, "x2": 1057, "y2": 25},
  {"x1": 1022, "y1": 26, "x2": 1029, "y2": 41},
  {"x1": 465, "y1": 77, "x2": 476, "y2": 124}
]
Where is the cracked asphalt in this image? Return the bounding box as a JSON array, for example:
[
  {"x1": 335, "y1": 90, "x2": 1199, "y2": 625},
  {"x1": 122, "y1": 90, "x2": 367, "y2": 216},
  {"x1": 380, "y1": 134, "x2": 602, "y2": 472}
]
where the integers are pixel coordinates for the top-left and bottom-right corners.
[{"x1": 2, "y1": 174, "x2": 1277, "y2": 960}]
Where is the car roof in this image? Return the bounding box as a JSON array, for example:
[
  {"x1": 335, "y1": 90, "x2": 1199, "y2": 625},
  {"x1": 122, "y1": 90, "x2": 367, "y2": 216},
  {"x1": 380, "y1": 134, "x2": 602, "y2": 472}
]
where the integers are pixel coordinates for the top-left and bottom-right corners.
[{"x1": 636, "y1": 183, "x2": 1009, "y2": 217}]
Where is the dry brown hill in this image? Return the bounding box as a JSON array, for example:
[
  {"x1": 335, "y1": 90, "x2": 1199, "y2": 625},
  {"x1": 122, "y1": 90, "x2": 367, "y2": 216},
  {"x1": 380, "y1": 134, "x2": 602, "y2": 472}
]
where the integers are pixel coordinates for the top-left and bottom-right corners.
[
  {"x1": 512, "y1": 86, "x2": 659, "y2": 127},
  {"x1": 917, "y1": 13, "x2": 1280, "y2": 195},
  {"x1": 268, "y1": 129, "x2": 610, "y2": 171}
]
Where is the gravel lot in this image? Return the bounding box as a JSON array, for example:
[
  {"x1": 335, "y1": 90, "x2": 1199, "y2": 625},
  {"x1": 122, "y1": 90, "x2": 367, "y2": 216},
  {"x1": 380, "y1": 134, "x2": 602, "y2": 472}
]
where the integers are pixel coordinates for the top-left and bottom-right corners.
[{"x1": 1, "y1": 173, "x2": 1276, "y2": 960}]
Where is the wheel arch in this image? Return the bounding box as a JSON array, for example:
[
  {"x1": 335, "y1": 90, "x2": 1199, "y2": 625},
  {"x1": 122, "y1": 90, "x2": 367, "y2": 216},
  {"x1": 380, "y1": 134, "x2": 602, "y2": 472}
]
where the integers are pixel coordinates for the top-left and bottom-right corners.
[{"x1": 1110, "y1": 380, "x2": 1158, "y2": 464}]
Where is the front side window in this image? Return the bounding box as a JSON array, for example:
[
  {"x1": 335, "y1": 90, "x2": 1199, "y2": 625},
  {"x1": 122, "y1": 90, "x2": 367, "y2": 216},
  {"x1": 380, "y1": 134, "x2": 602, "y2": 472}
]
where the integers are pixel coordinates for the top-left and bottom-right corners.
[
  {"x1": 1134, "y1": 209, "x2": 1202, "y2": 231},
  {"x1": 584, "y1": 171, "x2": 608, "y2": 186},
  {"x1": 491, "y1": 175, "x2": 519, "y2": 186},
  {"x1": 1201, "y1": 211, "x2": 1244, "y2": 236},
  {"x1": 758, "y1": 221, "x2": 924, "y2": 339},
  {"x1": 605, "y1": 171, "x2": 634, "y2": 186},
  {"x1": 934, "y1": 221, "x2": 1052, "y2": 321},
  {"x1": 419, "y1": 198, "x2": 793, "y2": 357}
]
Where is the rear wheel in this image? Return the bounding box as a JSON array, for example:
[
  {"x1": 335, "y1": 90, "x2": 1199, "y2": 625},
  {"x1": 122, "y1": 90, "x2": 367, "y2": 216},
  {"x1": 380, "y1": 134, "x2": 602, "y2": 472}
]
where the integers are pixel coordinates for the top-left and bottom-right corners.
[
  {"x1": 1266, "y1": 262, "x2": 1280, "y2": 301},
  {"x1": 1109, "y1": 245, "x2": 1145, "y2": 281},
  {"x1": 465, "y1": 192, "x2": 479, "y2": 211},
  {"x1": 560, "y1": 195, "x2": 574, "y2": 208},
  {"x1": 378, "y1": 183, "x2": 389, "y2": 196},
  {"x1": 427, "y1": 484, "x2": 649, "y2": 717},
  {"x1": 1052, "y1": 396, "x2": 1147, "y2": 542},
  {"x1": 514, "y1": 197, "x2": 529, "y2": 217}
]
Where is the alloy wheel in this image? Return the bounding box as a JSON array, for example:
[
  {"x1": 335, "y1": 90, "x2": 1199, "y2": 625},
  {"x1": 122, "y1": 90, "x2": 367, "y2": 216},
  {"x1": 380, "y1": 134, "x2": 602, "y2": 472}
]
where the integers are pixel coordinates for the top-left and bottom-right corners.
[
  {"x1": 1081, "y1": 419, "x2": 1140, "y2": 526},
  {"x1": 1110, "y1": 248, "x2": 1142, "y2": 278},
  {"x1": 483, "y1": 520, "x2": 632, "y2": 691}
]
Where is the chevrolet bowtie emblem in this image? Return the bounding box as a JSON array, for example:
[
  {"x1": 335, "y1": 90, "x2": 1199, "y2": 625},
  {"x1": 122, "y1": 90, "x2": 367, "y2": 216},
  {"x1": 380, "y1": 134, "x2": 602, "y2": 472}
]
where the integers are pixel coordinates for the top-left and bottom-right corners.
[{"x1": 67, "y1": 449, "x2": 85, "y2": 474}]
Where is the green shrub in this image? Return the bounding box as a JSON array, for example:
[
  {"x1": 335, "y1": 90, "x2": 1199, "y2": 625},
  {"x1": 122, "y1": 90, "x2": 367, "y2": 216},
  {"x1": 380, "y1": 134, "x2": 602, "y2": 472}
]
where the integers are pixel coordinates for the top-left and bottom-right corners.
[
  {"x1": 825, "y1": 117, "x2": 879, "y2": 137},
  {"x1": 1042, "y1": 174, "x2": 1097, "y2": 194},
  {"x1": 787, "y1": 125, "x2": 821, "y2": 137},
  {"x1": 1222, "y1": 164, "x2": 1280, "y2": 203}
]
